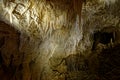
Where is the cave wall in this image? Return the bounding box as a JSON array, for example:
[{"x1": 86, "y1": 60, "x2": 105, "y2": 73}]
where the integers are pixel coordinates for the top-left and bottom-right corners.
[
  {"x1": 0, "y1": 21, "x2": 20, "y2": 80},
  {"x1": 0, "y1": 0, "x2": 120, "y2": 80}
]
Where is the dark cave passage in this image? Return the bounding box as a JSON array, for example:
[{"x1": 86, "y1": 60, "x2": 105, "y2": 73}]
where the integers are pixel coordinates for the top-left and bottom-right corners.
[{"x1": 92, "y1": 30, "x2": 115, "y2": 50}]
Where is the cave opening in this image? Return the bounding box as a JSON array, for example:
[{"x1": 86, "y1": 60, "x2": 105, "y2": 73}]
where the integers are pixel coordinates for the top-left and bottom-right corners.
[{"x1": 92, "y1": 30, "x2": 115, "y2": 50}]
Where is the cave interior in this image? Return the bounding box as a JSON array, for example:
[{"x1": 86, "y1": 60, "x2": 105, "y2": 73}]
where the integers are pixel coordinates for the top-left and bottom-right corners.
[{"x1": 0, "y1": 0, "x2": 120, "y2": 80}]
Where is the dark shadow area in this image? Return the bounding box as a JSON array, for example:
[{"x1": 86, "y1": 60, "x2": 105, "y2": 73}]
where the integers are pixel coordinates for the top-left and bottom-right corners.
[
  {"x1": 98, "y1": 44, "x2": 120, "y2": 80},
  {"x1": 0, "y1": 20, "x2": 21, "y2": 80},
  {"x1": 65, "y1": 44, "x2": 120, "y2": 80},
  {"x1": 92, "y1": 31, "x2": 115, "y2": 50}
]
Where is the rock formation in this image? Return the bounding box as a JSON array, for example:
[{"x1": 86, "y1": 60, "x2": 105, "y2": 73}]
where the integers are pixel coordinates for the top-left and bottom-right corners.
[{"x1": 0, "y1": 0, "x2": 120, "y2": 80}]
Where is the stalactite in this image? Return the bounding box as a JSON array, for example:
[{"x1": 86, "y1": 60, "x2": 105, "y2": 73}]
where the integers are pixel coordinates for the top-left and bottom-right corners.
[{"x1": 73, "y1": 0, "x2": 83, "y2": 22}]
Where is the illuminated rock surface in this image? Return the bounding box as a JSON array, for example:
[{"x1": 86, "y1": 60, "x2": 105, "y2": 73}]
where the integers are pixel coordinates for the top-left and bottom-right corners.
[{"x1": 0, "y1": 0, "x2": 120, "y2": 80}]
